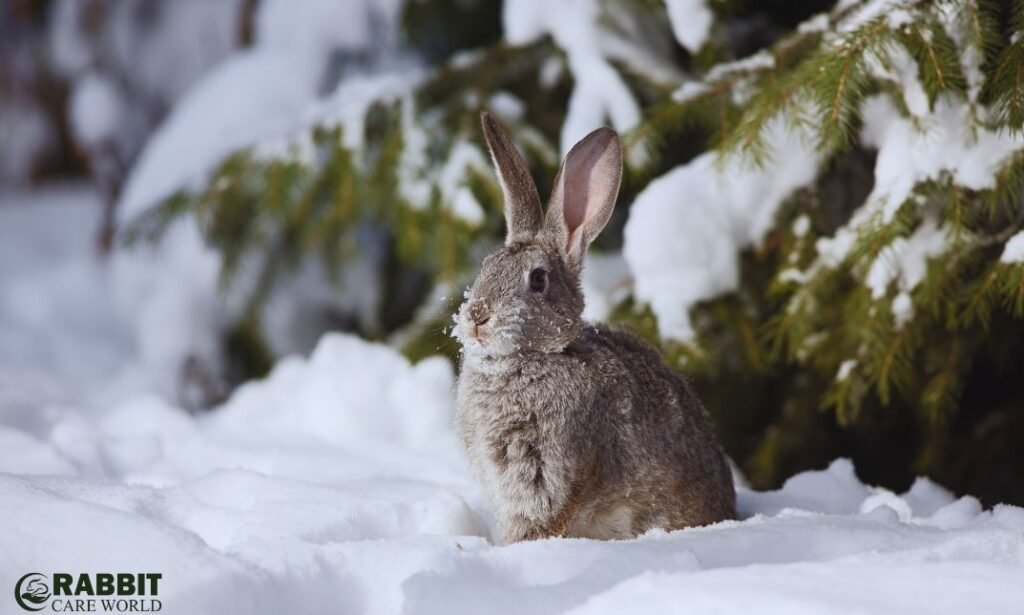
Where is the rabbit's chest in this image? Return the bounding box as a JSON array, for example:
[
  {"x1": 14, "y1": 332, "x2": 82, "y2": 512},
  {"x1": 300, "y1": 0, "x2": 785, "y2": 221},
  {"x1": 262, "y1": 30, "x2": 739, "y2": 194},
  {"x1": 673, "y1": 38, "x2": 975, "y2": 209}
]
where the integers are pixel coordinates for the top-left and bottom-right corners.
[
  {"x1": 457, "y1": 362, "x2": 581, "y2": 515},
  {"x1": 461, "y1": 377, "x2": 570, "y2": 466}
]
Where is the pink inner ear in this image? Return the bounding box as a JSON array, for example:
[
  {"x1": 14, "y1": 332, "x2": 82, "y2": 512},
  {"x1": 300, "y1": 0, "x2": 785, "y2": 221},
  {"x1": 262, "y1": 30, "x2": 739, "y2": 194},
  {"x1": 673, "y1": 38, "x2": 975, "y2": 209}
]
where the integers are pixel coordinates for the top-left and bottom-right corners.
[
  {"x1": 562, "y1": 145, "x2": 601, "y2": 243},
  {"x1": 551, "y1": 126, "x2": 620, "y2": 258}
]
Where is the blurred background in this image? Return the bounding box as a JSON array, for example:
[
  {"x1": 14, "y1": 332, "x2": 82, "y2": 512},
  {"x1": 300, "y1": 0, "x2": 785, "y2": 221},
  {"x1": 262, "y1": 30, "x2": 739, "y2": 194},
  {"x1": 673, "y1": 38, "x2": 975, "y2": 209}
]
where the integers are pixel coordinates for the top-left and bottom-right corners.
[{"x1": 2, "y1": 0, "x2": 1023, "y2": 506}]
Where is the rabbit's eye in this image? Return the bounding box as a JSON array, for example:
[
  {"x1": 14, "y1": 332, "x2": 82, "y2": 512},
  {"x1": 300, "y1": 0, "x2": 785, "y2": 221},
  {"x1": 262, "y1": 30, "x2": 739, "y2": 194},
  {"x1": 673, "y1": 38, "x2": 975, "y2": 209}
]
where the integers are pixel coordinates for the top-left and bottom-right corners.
[{"x1": 528, "y1": 268, "x2": 548, "y2": 293}]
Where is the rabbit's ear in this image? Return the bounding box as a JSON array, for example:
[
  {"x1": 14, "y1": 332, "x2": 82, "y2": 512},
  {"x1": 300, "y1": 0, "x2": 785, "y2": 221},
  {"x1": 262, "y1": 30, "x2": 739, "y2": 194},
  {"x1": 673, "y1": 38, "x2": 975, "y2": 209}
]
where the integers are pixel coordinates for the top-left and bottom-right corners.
[
  {"x1": 481, "y1": 112, "x2": 543, "y2": 245},
  {"x1": 543, "y1": 127, "x2": 622, "y2": 268}
]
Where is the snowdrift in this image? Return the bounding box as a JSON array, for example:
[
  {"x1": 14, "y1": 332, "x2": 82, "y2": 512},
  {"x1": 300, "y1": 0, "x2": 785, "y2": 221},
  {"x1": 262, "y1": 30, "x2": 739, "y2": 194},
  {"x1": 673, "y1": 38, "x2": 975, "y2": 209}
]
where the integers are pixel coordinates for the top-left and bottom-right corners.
[{"x1": 2, "y1": 329, "x2": 1023, "y2": 614}]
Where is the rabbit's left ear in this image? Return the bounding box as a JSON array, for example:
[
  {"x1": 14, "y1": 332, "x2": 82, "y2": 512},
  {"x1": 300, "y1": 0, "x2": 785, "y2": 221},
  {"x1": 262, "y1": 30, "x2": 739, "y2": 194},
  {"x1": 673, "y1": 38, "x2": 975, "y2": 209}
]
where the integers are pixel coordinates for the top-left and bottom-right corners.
[{"x1": 543, "y1": 127, "x2": 622, "y2": 269}]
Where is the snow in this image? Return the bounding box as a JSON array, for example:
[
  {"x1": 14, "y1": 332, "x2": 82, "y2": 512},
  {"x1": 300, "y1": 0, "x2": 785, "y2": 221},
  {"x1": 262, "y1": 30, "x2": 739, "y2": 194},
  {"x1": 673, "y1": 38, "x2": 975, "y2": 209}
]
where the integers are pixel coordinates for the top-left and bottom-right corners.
[
  {"x1": 4, "y1": 371, "x2": 1024, "y2": 615},
  {"x1": 48, "y1": 0, "x2": 241, "y2": 104},
  {"x1": 1001, "y1": 231, "x2": 1024, "y2": 264},
  {"x1": 672, "y1": 80, "x2": 710, "y2": 103},
  {"x1": 68, "y1": 72, "x2": 122, "y2": 147},
  {"x1": 792, "y1": 214, "x2": 811, "y2": 237},
  {"x1": 305, "y1": 70, "x2": 423, "y2": 153},
  {"x1": 4, "y1": 190, "x2": 1024, "y2": 613},
  {"x1": 436, "y1": 142, "x2": 489, "y2": 225},
  {"x1": 118, "y1": 0, "x2": 409, "y2": 223},
  {"x1": 861, "y1": 87, "x2": 1022, "y2": 223},
  {"x1": 800, "y1": 0, "x2": 1024, "y2": 294},
  {"x1": 103, "y1": 0, "x2": 243, "y2": 106},
  {"x1": 664, "y1": 0, "x2": 713, "y2": 53},
  {"x1": 706, "y1": 50, "x2": 776, "y2": 81},
  {"x1": 45, "y1": 0, "x2": 246, "y2": 181},
  {"x1": 0, "y1": 186, "x2": 132, "y2": 402},
  {"x1": 256, "y1": 0, "x2": 402, "y2": 57},
  {"x1": 118, "y1": 49, "x2": 320, "y2": 222},
  {"x1": 892, "y1": 292, "x2": 914, "y2": 327},
  {"x1": 0, "y1": 185, "x2": 224, "y2": 410},
  {"x1": 814, "y1": 95, "x2": 1023, "y2": 278},
  {"x1": 837, "y1": 0, "x2": 905, "y2": 34},
  {"x1": 581, "y1": 252, "x2": 631, "y2": 321},
  {"x1": 868, "y1": 42, "x2": 930, "y2": 118},
  {"x1": 865, "y1": 217, "x2": 947, "y2": 300},
  {"x1": 836, "y1": 359, "x2": 857, "y2": 381},
  {"x1": 503, "y1": 0, "x2": 641, "y2": 155},
  {"x1": 488, "y1": 92, "x2": 527, "y2": 121},
  {"x1": 798, "y1": 13, "x2": 831, "y2": 34},
  {"x1": 107, "y1": 0, "x2": 424, "y2": 391},
  {"x1": 935, "y1": 2, "x2": 985, "y2": 99},
  {"x1": 623, "y1": 120, "x2": 820, "y2": 340},
  {"x1": 47, "y1": 0, "x2": 96, "y2": 78}
]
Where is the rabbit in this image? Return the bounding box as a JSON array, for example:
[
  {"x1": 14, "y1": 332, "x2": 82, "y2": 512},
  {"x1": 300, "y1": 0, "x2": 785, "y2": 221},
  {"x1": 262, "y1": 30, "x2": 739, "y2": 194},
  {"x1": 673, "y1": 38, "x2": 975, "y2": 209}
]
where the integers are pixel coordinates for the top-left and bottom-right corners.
[{"x1": 454, "y1": 112, "x2": 736, "y2": 545}]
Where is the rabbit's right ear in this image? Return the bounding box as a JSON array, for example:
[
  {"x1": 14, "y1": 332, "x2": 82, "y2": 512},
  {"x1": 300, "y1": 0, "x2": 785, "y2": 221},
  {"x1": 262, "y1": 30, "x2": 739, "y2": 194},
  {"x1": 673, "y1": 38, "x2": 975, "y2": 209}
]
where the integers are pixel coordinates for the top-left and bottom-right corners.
[
  {"x1": 542, "y1": 126, "x2": 622, "y2": 270},
  {"x1": 481, "y1": 112, "x2": 543, "y2": 244}
]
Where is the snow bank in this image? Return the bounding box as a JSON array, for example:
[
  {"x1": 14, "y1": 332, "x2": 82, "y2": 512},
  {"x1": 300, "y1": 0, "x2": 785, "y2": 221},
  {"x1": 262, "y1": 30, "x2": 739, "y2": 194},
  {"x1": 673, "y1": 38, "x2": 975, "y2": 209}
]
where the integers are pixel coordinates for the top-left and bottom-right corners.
[{"x1": 4, "y1": 375, "x2": 1024, "y2": 615}]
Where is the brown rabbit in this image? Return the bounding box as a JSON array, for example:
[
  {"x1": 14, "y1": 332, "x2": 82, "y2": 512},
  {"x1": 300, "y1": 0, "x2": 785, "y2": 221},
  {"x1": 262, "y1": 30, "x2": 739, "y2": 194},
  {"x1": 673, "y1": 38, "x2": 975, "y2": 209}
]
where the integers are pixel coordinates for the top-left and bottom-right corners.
[{"x1": 454, "y1": 112, "x2": 735, "y2": 544}]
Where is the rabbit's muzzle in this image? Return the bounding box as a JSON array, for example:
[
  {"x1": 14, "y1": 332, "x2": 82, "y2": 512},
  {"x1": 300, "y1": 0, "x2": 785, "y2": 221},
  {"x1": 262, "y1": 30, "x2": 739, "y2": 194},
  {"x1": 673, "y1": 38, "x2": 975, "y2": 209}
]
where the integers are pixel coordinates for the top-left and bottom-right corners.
[{"x1": 466, "y1": 302, "x2": 492, "y2": 341}]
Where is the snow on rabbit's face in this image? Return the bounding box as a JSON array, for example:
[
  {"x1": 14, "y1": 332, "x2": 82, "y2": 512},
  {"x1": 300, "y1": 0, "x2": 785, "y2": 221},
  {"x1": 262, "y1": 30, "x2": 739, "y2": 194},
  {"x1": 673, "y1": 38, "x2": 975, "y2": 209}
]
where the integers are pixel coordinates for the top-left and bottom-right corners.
[{"x1": 456, "y1": 242, "x2": 583, "y2": 357}]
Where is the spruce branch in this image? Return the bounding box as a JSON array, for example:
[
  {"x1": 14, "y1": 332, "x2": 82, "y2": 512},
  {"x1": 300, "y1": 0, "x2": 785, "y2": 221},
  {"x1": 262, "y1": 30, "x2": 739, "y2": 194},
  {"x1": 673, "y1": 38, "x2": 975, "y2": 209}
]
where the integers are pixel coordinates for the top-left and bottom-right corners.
[
  {"x1": 986, "y1": 0, "x2": 1024, "y2": 131},
  {"x1": 960, "y1": 264, "x2": 1002, "y2": 329},
  {"x1": 920, "y1": 337, "x2": 963, "y2": 423},
  {"x1": 899, "y1": 17, "x2": 967, "y2": 106}
]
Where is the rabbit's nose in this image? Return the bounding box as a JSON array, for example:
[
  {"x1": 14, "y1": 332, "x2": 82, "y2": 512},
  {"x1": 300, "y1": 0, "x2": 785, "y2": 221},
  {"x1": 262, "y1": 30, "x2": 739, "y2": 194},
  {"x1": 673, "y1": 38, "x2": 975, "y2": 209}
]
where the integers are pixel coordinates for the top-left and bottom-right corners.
[
  {"x1": 467, "y1": 303, "x2": 492, "y2": 340},
  {"x1": 468, "y1": 303, "x2": 491, "y2": 326}
]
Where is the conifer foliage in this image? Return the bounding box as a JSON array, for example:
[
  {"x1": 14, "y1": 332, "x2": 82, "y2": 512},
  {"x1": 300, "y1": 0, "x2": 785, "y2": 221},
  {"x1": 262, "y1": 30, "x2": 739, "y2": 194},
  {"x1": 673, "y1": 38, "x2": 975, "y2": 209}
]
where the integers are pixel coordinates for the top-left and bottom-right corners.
[{"x1": 133, "y1": 0, "x2": 1024, "y2": 504}]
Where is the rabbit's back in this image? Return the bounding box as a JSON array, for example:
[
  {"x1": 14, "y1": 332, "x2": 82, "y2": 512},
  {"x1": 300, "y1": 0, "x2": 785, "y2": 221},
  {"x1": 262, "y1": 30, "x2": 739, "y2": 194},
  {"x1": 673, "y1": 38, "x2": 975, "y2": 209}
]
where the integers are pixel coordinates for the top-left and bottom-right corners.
[{"x1": 574, "y1": 324, "x2": 736, "y2": 532}]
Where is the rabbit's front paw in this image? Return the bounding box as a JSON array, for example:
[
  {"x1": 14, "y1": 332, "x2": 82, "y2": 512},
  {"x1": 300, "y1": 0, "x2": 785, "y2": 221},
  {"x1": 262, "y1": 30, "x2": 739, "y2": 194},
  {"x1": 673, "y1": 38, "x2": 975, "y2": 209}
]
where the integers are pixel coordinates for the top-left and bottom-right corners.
[{"x1": 499, "y1": 511, "x2": 574, "y2": 544}]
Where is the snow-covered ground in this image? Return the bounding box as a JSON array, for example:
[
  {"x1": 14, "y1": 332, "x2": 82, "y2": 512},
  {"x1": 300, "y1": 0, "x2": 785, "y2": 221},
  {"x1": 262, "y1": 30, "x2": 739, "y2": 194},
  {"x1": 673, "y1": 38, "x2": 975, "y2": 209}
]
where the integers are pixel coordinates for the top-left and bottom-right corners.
[{"x1": 2, "y1": 188, "x2": 1023, "y2": 614}]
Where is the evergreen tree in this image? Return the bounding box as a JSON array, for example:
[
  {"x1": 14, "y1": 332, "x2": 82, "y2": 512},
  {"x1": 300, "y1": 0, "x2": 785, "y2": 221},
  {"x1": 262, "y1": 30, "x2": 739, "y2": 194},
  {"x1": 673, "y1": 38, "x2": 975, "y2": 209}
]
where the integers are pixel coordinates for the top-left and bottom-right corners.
[{"x1": 131, "y1": 0, "x2": 1024, "y2": 506}]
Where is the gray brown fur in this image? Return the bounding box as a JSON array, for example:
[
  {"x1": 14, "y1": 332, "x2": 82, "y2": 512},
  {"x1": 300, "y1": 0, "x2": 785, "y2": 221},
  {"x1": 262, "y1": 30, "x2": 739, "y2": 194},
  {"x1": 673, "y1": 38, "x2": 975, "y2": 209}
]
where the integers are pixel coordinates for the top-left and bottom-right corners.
[{"x1": 455, "y1": 113, "x2": 735, "y2": 544}]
